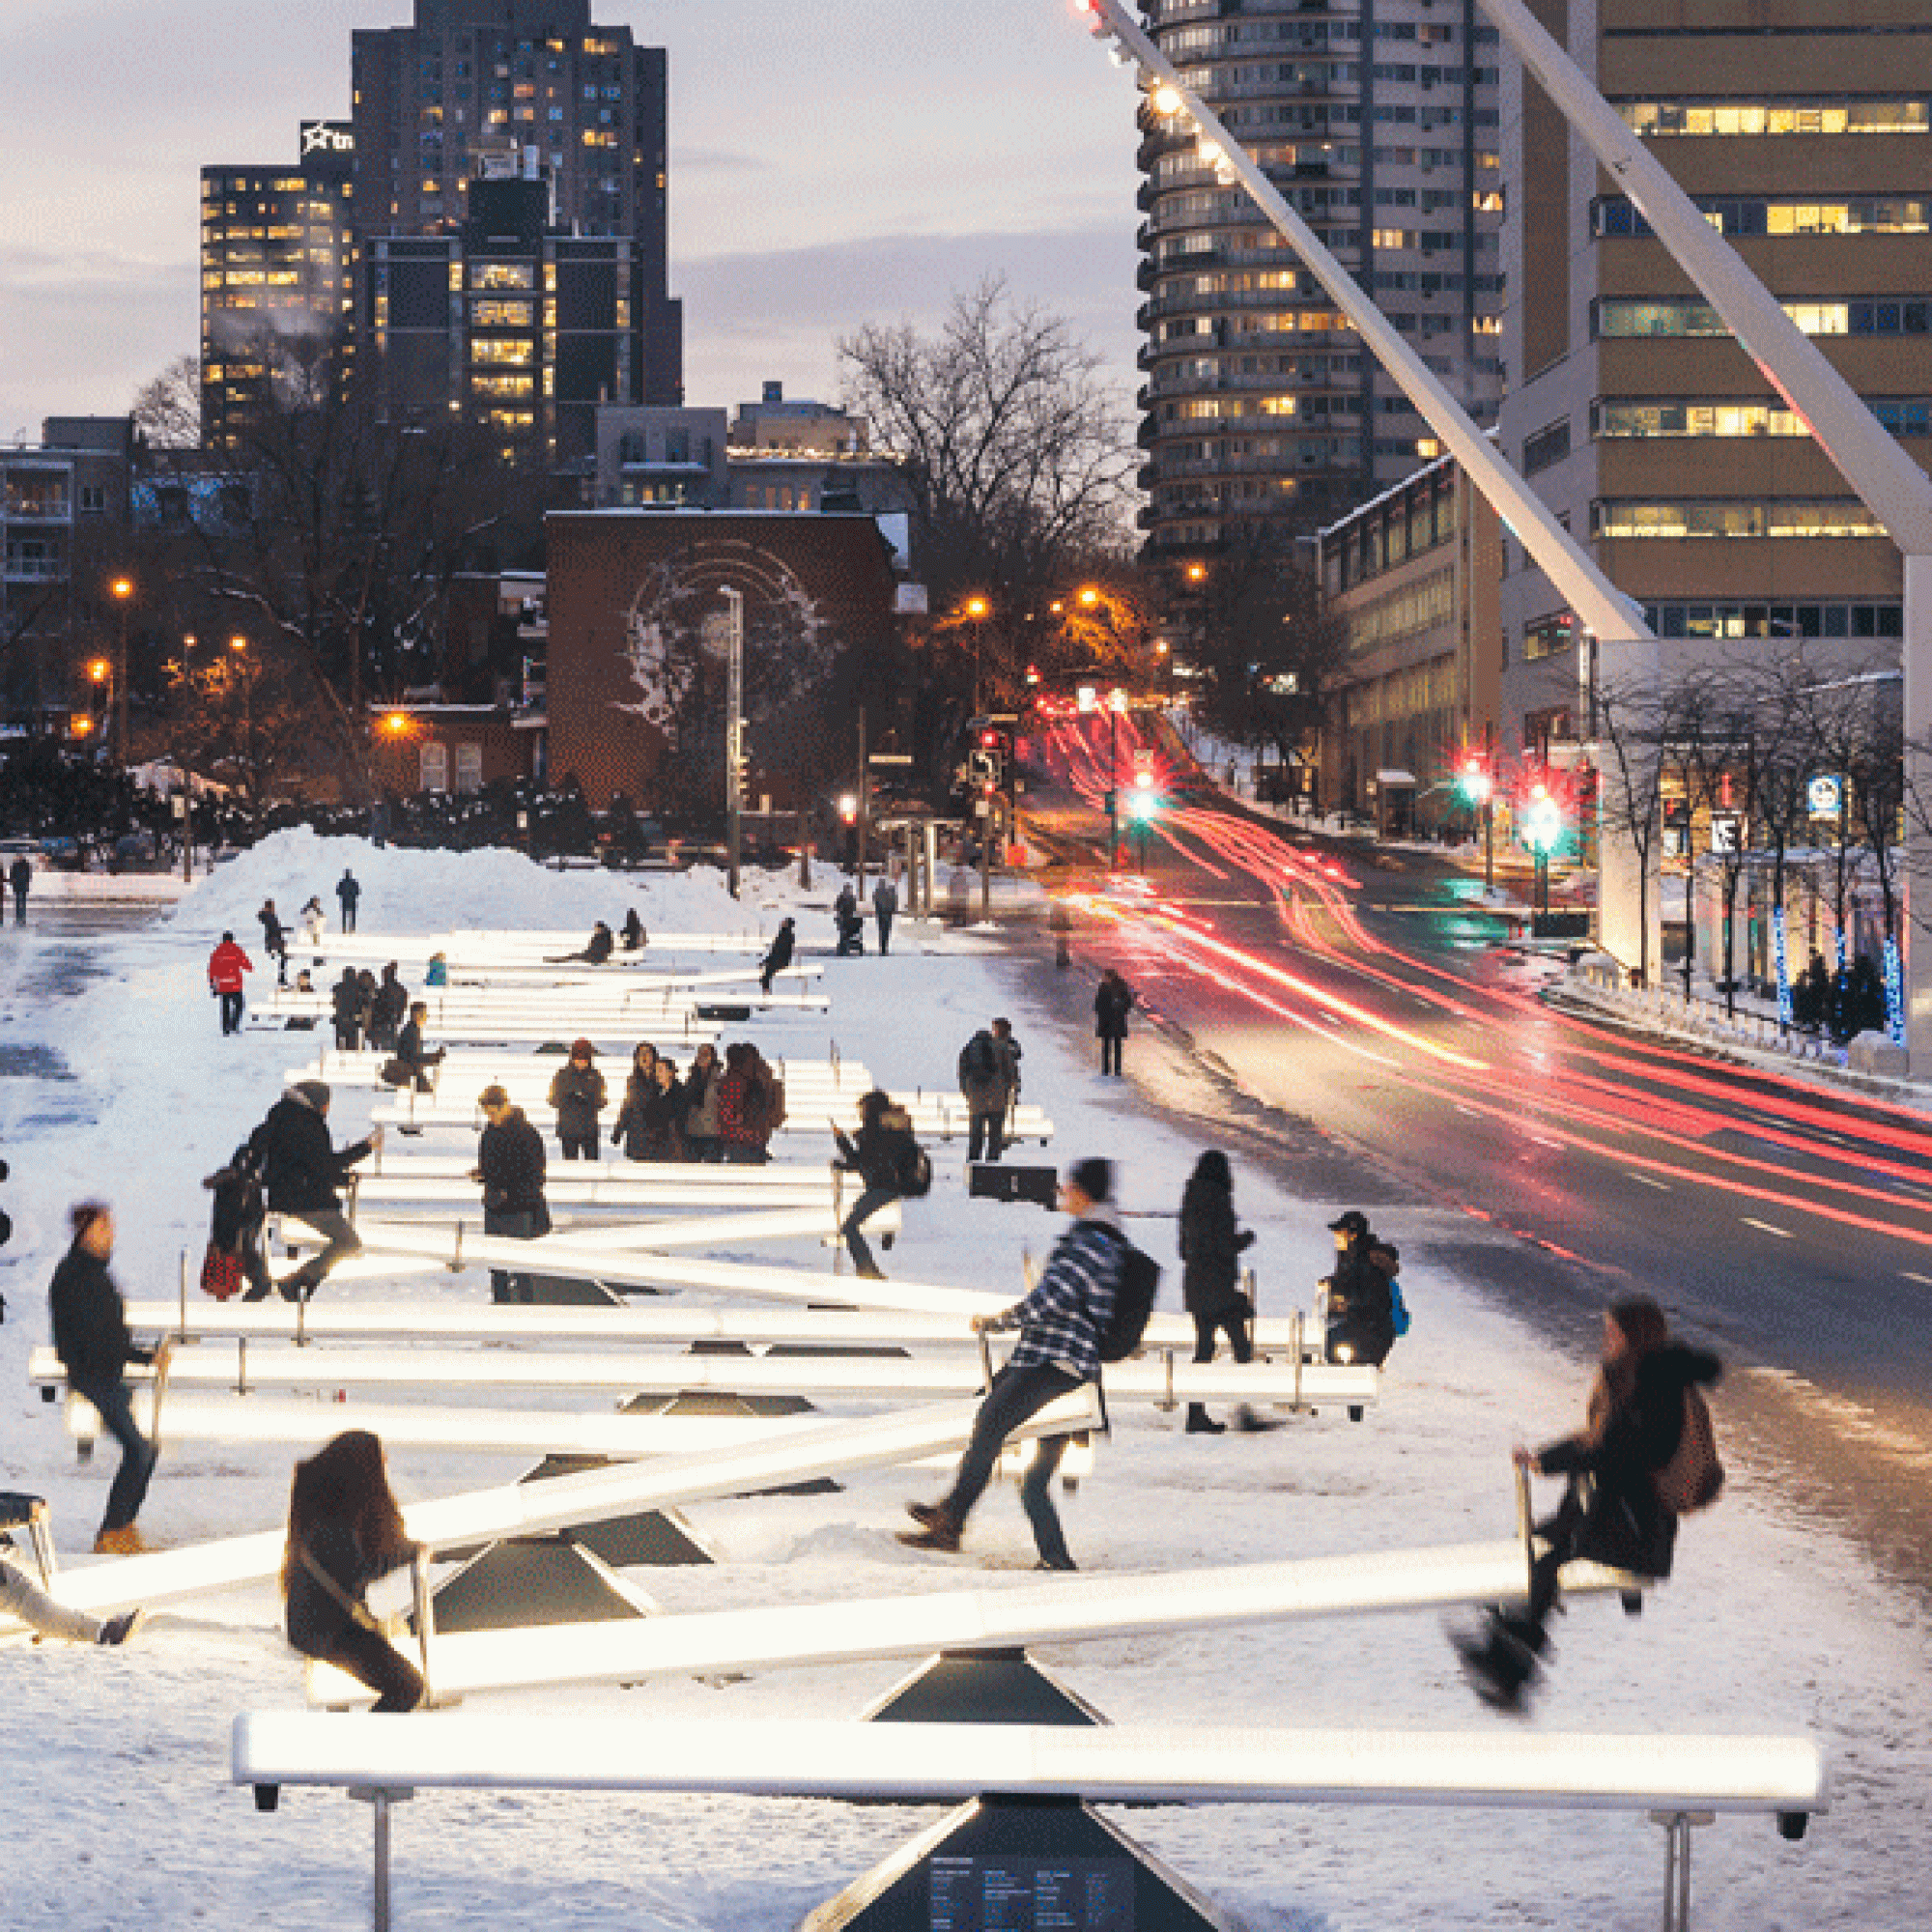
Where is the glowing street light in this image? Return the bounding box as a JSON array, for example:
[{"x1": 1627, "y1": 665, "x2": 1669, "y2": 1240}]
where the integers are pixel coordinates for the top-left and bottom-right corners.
[{"x1": 108, "y1": 574, "x2": 134, "y2": 764}]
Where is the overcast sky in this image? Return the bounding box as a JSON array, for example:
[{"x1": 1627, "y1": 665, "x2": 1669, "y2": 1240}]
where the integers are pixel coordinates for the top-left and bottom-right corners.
[{"x1": 0, "y1": 0, "x2": 1144, "y2": 441}]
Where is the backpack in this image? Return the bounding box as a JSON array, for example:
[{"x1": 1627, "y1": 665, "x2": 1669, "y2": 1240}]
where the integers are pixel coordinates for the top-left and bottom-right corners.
[
  {"x1": 1388, "y1": 1279, "x2": 1410, "y2": 1338},
  {"x1": 895, "y1": 1134, "x2": 932, "y2": 1199},
  {"x1": 958, "y1": 1034, "x2": 999, "y2": 1088},
  {"x1": 1655, "y1": 1386, "x2": 1724, "y2": 1516},
  {"x1": 199, "y1": 1243, "x2": 243, "y2": 1301},
  {"x1": 1097, "y1": 1230, "x2": 1162, "y2": 1363}
]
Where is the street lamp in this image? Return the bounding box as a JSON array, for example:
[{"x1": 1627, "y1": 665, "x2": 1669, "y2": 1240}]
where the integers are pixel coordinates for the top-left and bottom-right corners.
[
  {"x1": 1107, "y1": 686, "x2": 1127, "y2": 868},
  {"x1": 108, "y1": 575, "x2": 133, "y2": 765},
  {"x1": 962, "y1": 595, "x2": 990, "y2": 714}
]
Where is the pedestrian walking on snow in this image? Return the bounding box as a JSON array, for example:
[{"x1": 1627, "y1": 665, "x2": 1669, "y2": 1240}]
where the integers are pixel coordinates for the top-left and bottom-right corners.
[
  {"x1": 49, "y1": 1204, "x2": 162, "y2": 1554},
  {"x1": 335, "y1": 869, "x2": 360, "y2": 933},
  {"x1": 1453, "y1": 1297, "x2": 1724, "y2": 1714},
  {"x1": 298, "y1": 895, "x2": 327, "y2": 947},
  {"x1": 9, "y1": 855, "x2": 32, "y2": 924},
  {"x1": 473, "y1": 1085, "x2": 550, "y2": 1304},
  {"x1": 329, "y1": 967, "x2": 364, "y2": 1052},
  {"x1": 282, "y1": 1431, "x2": 425, "y2": 1712},
  {"x1": 957, "y1": 1024, "x2": 1016, "y2": 1163},
  {"x1": 899, "y1": 1158, "x2": 1123, "y2": 1571},
  {"x1": 547, "y1": 1040, "x2": 608, "y2": 1159},
  {"x1": 207, "y1": 930, "x2": 254, "y2": 1037},
  {"x1": 1094, "y1": 967, "x2": 1135, "y2": 1076},
  {"x1": 367, "y1": 962, "x2": 409, "y2": 1054},
  {"x1": 872, "y1": 876, "x2": 898, "y2": 955},
  {"x1": 248, "y1": 1082, "x2": 382, "y2": 1300}
]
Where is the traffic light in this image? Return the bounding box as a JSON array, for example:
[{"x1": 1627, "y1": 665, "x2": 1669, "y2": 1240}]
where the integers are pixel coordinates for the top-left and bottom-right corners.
[
  {"x1": 1456, "y1": 754, "x2": 1492, "y2": 806},
  {"x1": 1520, "y1": 781, "x2": 1567, "y2": 854}
]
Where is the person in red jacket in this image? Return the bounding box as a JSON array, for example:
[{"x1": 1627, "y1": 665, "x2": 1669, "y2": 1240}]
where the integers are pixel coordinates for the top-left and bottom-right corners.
[{"x1": 207, "y1": 930, "x2": 254, "y2": 1037}]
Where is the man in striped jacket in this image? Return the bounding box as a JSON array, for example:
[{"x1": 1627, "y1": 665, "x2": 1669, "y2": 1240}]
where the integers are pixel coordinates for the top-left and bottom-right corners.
[{"x1": 900, "y1": 1157, "x2": 1122, "y2": 1571}]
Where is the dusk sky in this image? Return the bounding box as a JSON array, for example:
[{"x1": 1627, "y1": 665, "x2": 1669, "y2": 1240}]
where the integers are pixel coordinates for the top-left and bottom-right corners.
[{"x1": 1, "y1": 1, "x2": 1145, "y2": 441}]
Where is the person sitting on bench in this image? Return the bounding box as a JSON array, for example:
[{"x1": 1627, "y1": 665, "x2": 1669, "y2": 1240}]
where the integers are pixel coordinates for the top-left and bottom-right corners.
[
  {"x1": 385, "y1": 1002, "x2": 444, "y2": 1092},
  {"x1": 282, "y1": 1431, "x2": 425, "y2": 1713},
  {"x1": 620, "y1": 908, "x2": 646, "y2": 952},
  {"x1": 1, "y1": 1495, "x2": 143, "y2": 1646},
  {"x1": 549, "y1": 922, "x2": 613, "y2": 966}
]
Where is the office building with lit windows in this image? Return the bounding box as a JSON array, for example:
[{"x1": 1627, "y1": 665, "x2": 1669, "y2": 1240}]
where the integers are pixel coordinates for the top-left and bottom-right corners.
[
  {"x1": 1136, "y1": 0, "x2": 1507, "y2": 561},
  {"x1": 350, "y1": 0, "x2": 681, "y2": 409},
  {"x1": 365, "y1": 169, "x2": 638, "y2": 469},
  {"x1": 1495, "y1": 0, "x2": 1932, "y2": 760},
  {"x1": 199, "y1": 124, "x2": 358, "y2": 450}
]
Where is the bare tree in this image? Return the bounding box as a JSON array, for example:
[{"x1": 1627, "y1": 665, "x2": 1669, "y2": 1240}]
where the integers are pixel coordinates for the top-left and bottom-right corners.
[
  {"x1": 161, "y1": 636, "x2": 318, "y2": 824},
  {"x1": 838, "y1": 278, "x2": 1137, "y2": 613},
  {"x1": 1593, "y1": 673, "x2": 1669, "y2": 986},
  {"x1": 130, "y1": 355, "x2": 202, "y2": 452}
]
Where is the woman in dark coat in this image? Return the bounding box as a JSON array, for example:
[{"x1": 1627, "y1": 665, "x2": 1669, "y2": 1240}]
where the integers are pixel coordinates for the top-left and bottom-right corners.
[
  {"x1": 546, "y1": 1039, "x2": 608, "y2": 1159},
  {"x1": 1322, "y1": 1209, "x2": 1400, "y2": 1368},
  {"x1": 1454, "y1": 1296, "x2": 1723, "y2": 1712},
  {"x1": 611, "y1": 1043, "x2": 662, "y2": 1161},
  {"x1": 49, "y1": 1204, "x2": 159, "y2": 1553},
  {"x1": 759, "y1": 918, "x2": 797, "y2": 994},
  {"x1": 282, "y1": 1430, "x2": 424, "y2": 1712},
  {"x1": 682, "y1": 1041, "x2": 724, "y2": 1162},
  {"x1": 1178, "y1": 1150, "x2": 1256, "y2": 1434},
  {"x1": 642, "y1": 1056, "x2": 687, "y2": 1162},
  {"x1": 1094, "y1": 968, "x2": 1135, "y2": 1076}
]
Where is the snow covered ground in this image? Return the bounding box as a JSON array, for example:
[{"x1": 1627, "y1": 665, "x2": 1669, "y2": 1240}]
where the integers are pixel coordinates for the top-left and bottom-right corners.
[{"x1": 2, "y1": 830, "x2": 1926, "y2": 1929}]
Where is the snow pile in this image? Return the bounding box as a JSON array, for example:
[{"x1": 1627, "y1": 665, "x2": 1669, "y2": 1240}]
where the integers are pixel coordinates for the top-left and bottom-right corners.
[{"x1": 0, "y1": 832, "x2": 1924, "y2": 1929}]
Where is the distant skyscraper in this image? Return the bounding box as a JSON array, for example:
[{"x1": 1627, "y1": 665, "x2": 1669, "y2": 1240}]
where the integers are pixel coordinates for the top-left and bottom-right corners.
[
  {"x1": 1135, "y1": 0, "x2": 1505, "y2": 559},
  {"x1": 351, "y1": 0, "x2": 681, "y2": 407},
  {"x1": 199, "y1": 124, "x2": 358, "y2": 450}
]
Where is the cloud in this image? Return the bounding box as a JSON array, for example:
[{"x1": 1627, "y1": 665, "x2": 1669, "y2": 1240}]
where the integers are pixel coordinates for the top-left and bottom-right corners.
[{"x1": 674, "y1": 148, "x2": 777, "y2": 177}]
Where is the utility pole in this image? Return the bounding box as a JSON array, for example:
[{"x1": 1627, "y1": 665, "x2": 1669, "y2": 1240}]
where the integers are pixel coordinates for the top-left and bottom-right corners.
[
  {"x1": 855, "y1": 707, "x2": 868, "y2": 892},
  {"x1": 722, "y1": 587, "x2": 744, "y2": 898}
]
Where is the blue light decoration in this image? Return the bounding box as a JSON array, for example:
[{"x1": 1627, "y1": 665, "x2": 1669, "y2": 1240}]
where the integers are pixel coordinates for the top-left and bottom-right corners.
[
  {"x1": 1773, "y1": 908, "x2": 1792, "y2": 1028},
  {"x1": 1884, "y1": 936, "x2": 1906, "y2": 1046}
]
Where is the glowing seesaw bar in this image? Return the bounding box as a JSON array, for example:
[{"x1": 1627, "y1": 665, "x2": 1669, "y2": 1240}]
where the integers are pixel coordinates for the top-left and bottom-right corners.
[
  {"x1": 82, "y1": 1391, "x2": 815, "y2": 1460},
  {"x1": 330, "y1": 1201, "x2": 904, "y2": 1252},
  {"x1": 123, "y1": 1297, "x2": 1321, "y2": 1360},
  {"x1": 47, "y1": 1388, "x2": 1102, "y2": 1617},
  {"x1": 235, "y1": 1709, "x2": 1828, "y2": 1820},
  {"x1": 346, "y1": 1174, "x2": 866, "y2": 1213},
  {"x1": 33, "y1": 1342, "x2": 1364, "y2": 1407},
  {"x1": 308, "y1": 1542, "x2": 1657, "y2": 1705}
]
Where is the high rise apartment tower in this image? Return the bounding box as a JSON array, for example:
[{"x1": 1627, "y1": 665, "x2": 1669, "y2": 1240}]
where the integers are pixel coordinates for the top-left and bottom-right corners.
[
  {"x1": 352, "y1": 0, "x2": 681, "y2": 405},
  {"x1": 1136, "y1": 0, "x2": 1506, "y2": 561}
]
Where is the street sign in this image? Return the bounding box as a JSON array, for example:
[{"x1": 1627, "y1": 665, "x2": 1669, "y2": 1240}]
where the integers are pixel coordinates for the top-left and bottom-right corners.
[
  {"x1": 867, "y1": 753, "x2": 914, "y2": 765},
  {"x1": 1709, "y1": 812, "x2": 1743, "y2": 854},
  {"x1": 1806, "y1": 774, "x2": 1844, "y2": 816}
]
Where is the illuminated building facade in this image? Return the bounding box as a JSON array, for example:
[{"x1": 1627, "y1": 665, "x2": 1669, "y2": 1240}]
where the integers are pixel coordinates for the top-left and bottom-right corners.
[
  {"x1": 1496, "y1": 0, "x2": 1932, "y2": 760},
  {"x1": 199, "y1": 124, "x2": 357, "y2": 450}
]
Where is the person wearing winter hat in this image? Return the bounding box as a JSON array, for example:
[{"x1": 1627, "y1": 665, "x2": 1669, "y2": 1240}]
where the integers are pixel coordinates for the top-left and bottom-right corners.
[
  {"x1": 546, "y1": 1040, "x2": 608, "y2": 1160},
  {"x1": 246, "y1": 1080, "x2": 384, "y2": 1301},
  {"x1": 900, "y1": 1157, "x2": 1123, "y2": 1571},
  {"x1": 471, "y1": 1086, "x2": 550, "y2": 1304}
]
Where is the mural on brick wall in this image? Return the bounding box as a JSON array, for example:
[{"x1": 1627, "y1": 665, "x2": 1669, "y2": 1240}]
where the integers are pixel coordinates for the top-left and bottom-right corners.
[{"x1": 616, "y1": 536, "x2": 842, "y2": 803}]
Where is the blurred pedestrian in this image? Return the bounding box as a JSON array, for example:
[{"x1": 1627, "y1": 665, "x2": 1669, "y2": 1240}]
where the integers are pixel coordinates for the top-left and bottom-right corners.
[
  {"x1": 9, "y1": 854, "x2": 32, "y2": 924},
  {"x1": 258, "y1": 899, "x2": 289, "y2": 986},
  {"x1": 49, "y1": 1204, "x2": 160, "y2": 1554},
  {"x1": 759, "y1": 917, "x2": 796, "y2": 995},
  {"x1": 207, "y1": 929, "x2": 254, "y2": 1037},
  {"x1": 899, "y1": 1159, "x2": 1122, "y2": 1569},
  {"x1": 248, "y1": 1082, "x2": 382, "y2": 1300},
  {"x1": 282, "y1": 1431, "x2": 424, "y2": 1712},
  {"x1": 1453, "y1": 1298, "x2": 1724, "y2": 1713},
  {"x1": 1179, "y1": 1150, "x2": 1256, "y2": 1435},
  {"x1": 833, "y1": 1089, "x2": 920, "y2": 1279}
]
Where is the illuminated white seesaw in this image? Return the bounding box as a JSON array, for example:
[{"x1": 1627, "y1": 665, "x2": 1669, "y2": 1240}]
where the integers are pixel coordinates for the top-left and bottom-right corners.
[
  {"x1": 231, "y1": 1713, "x2": 1826, "y2": 1932},
  {"x1": 290, "y1": 929, "x2": 775, "y2": 964},
  {"x1": 33, "y1": 1341, "x2": 1360, "y2": 1407},
  {"x1": 304, "y1": 1538, "x2": 1660, "y2": 1707},
  {"x1": 292, "y1": 1200, "x2": 904, "y2": 1253},
  {"x1": 41, "y1": 1389, "x2": 1102, "y2": 1618},
  {"x1": 273, "y1": 984, "x2": 832, "y2": 1022}
]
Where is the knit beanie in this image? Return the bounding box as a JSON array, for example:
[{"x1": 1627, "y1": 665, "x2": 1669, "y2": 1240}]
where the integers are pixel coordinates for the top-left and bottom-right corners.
[
  {"x1": 293, "y1": 1079, "x2": 330, "y2": 1111},
  {"x1": 1066, "y1": 1157, "x2": 1113, "y2": 1204}
]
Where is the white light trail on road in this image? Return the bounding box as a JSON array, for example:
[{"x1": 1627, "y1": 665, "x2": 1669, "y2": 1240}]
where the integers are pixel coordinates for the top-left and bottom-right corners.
[{"x1": 1740, "y1": 1218, "x2": 1795, "y2": 1239}]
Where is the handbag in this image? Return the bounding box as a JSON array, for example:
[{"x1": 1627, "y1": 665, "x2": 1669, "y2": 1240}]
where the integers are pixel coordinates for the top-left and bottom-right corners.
[{"x1": 200, "y1": 1242, "x2": 243, "y2": 1301}]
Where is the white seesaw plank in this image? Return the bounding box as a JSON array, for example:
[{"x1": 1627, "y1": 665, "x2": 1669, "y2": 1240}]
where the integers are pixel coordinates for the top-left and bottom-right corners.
[
  {"x1": 48, "y1": 1389, "x2": 1103, "y2": 1616},
  {"x1": 34, "y1": 1344, "x2": 1365, "y2": 1406},
  {"x1": 233, "y1": 1712, "x2": 1828, "y2": 1817},
  {"x1": 308, "y1": 1542, "x2": 1654, "y2": 1703}
]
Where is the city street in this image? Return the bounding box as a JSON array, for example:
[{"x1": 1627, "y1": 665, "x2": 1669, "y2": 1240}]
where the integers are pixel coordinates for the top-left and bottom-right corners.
[{"x1": 1025, "y1": 709, "x2": 1932, "y2": 1604}]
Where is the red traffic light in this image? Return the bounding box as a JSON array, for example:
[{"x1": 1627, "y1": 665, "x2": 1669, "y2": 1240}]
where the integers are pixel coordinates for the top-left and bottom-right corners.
[{"x1": 980, "y1": 729, "x2": 1000, "y2": 749}]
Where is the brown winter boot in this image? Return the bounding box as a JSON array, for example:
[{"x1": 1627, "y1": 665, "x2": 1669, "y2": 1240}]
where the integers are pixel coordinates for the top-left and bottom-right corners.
[
  {"x1": 896, "y1": 1508, "x2": 962, "y2": 1553},
  {"x1": 93, "y1": 1526, "x2": 153, "y2": 1556}
]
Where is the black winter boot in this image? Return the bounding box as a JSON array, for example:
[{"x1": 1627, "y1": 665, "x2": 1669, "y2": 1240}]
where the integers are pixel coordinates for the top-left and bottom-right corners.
[{"x1": 1185, "y1": 1406, "x2": 1226, "y2": 1435}]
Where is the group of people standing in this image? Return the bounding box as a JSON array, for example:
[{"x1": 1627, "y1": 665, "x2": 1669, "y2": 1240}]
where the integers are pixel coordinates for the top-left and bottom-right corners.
[
  {"x1": 834, "y1": 877, "x2": 898, "y2": 956},
  {"x1": 537, "y1": 1037, "x2": 785, "y2": 1167}
]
